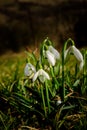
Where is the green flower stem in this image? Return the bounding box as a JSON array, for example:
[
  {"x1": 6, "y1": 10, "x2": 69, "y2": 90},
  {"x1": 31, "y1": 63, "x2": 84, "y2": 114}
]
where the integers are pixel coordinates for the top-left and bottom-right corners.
[
  {"x1": 62, "y1": 38, "x2": 75, "y2": 101},
  {"x1": 40, "y1": 42, "x2": 45, "y2": 66},
  {"x1": 45, "y1": 80, "x2": 51, "y2": 114},
  {"x1": 40, "y1": 37, "x2": 52, "y2": 66},
  {"x1": 63, "y1": 38, "x2": 75, "y2": 51},
  {"x1": 41, "y1": 84, "x2": 47, "y2": 117},
  {"x1": 62, "y1": 48, "x2": 65, "y2": 102},
  {"x1": 50, "y1": 65, "x2": 59, "y2": 89}
]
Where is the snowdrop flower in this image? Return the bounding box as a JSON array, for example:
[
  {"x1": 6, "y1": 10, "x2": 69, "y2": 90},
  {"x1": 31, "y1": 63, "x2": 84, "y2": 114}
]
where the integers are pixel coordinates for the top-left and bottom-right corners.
[
  {"x1": 56, "y1": 100, "x2": 62, "y2": 106},
  {"x1": 48, "y1": 45, "x2": 60, "y2": 60},
  {"x1": 71, "y1": 46, "x2": 83, "y2": 62},
  {"x1": 71, "y1": 45, "x2": 84, "y2": 70},
  {"x1": 64, "y1": 45, "x2": 84, "y2": 70},
  {"x1": 24, "y1": 63, "x2": 36, "y2": 77},
  {"x1": 79, "y1": 61, "x2": 84, "y2": 71},
  {"x1": 33, "y1": 69, "x2": 50, "y2": 83},
  {"x1": 46, "y1": 50, "x2": 56, "y2": 66}
]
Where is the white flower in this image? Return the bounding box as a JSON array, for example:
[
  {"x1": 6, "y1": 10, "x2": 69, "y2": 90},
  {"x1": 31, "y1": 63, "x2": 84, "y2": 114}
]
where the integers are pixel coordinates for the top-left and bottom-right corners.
[
  {"x1": 48, "y1": 45, "x2": 60, "y2": 60},
  {"x1": 24, "y1": 63, "x2": 36, "y2": 77},
  {"x1": 71, "y1": 46, "x2": 84, "y2": 70},
  {"x1": 56, "y1": 100, "x2": 62, "y2": 106},
  {"x1": 46, "y1": 50, "x2": 56, "y2": 66},
  {"x1": 64, "y1": 45, "x2": 84, "y2": 70},
  {"x1": 79, "y1": 61, "x2": 84, "y2": 70},
  {"x1": 33, "y1": 69, "x2": 50, "y2": 83},
  {"x1": 71, "y1": 46, "x2": 83, "y2": 62}
]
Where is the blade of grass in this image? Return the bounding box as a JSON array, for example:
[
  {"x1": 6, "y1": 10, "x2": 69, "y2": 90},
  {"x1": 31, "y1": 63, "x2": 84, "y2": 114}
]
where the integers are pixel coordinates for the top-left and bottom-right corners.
[
  {"x1": 41, "y1": 84, "x2": 47, "y2": 117},
  {"x1": 45, "y1": 80, "x2": 51, "y2": 114},
  {"x1": 0, "y1": 111, "x2": 7, "y2": 130}
]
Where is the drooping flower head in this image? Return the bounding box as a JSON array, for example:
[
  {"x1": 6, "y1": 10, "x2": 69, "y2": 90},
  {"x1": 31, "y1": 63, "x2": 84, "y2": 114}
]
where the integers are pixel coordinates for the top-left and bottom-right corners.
[
  {"x1": 64, "y1": 45, "x2": 84, "y2": 70},
  {"x1": 33, "y1": 69, "x2": 50, "y2": 83},
  {"x1": 71, "y1": 45, "x2": 84, "y2": 70},
  {"x1": 24, "y1": 63, "x2": 36, "y2": 78},
  {"x1": 45, "y1": 45, "x2": 60, "y2": 66},
  {"x1": 46, "y1": 50, "x2": 56, "y2": 66},
  {"x1": 48, "y1": 45, "x2": 60, "y2": 60}
]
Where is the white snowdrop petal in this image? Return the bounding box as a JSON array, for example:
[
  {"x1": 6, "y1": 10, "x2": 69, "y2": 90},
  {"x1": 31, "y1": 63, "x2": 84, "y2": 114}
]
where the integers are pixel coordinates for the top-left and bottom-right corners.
[
  {"x1": 39, "y1": 69, "x2": 50, "y2": 83},
  {"x1": 29, "y1": 63, "x2": 36, "y2": 72},
  {"x1": 24, "y1": 63, "x2": 31, "y2": 76},
  {"x1": 63, "y1": 45, "x2": 84, "y2": 70},
  {"x1": 24, "y1": 64, "x2": 28, "y2": 76},
  {"x1": 56, "y1": 100, "x2": 62, "y2": 106},
  {"x1": 72, "y1": 46, "x2": 83, "y2": 62},
  {"x1": 46, "y1": 50, "x2": 56, "y2": 66},
  {"x1": 39, "y1": 75, "x2": 46, "y2": 83},
  {"x1": 41, "y1": 69, "x2": 50, "y2": 80},
  {"x1": 24, "y1": 63, "x2": 36, "y2": 76},
  {"x1": 33, "y1": 71, "x2": 39, "y2": 82},
  {"x1": 48, "y1": 46, "x2": 60, "y2": 60},
  {"x1": 79, "y1": 61, "x2": 84, "y2": 70},
  {"x1": 33, "y1": 69, "x2": 50, "y2": 82}
]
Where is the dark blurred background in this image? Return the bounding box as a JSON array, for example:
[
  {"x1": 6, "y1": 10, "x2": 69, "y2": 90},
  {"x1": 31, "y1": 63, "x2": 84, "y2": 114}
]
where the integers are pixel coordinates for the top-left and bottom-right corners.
[{"x1": 0, "y1": 0, "x2": 87, "y2": 54}]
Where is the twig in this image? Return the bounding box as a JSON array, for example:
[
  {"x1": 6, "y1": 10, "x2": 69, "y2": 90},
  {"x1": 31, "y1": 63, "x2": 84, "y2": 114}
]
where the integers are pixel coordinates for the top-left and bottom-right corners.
[{"x1": 21, "y1": 126, "x2": 39, "y2": 130}]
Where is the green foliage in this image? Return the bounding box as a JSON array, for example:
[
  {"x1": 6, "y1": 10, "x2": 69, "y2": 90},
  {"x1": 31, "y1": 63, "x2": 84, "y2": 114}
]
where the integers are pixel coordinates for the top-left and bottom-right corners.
[{"x1": 0, "y1": 38, "x2": 87, "y2": 130}]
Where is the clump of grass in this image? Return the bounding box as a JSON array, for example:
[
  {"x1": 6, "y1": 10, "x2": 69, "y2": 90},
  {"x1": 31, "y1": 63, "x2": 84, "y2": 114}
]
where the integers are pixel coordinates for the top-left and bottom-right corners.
[{"x1": 0, "y1": 38, "x2": 87, "y2": 130}]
